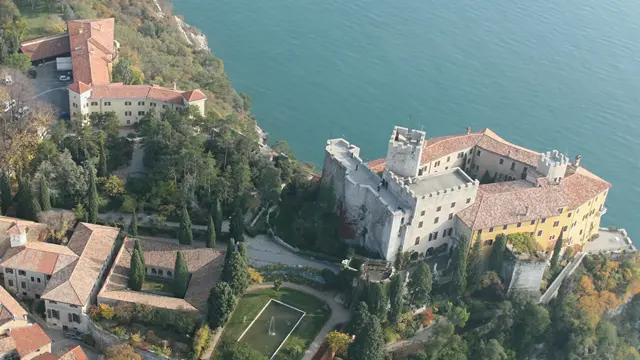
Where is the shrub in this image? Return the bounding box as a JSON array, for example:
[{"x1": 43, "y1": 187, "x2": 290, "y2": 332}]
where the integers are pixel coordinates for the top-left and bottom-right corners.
[
  {"x1": 248, "y1": 267, "x2": 264, "y2": 284},
  {"x1": 161, "y1": 344, "x2": 172, "y2": 357},
  {"x1": 191, "y1": 326, "x2": 211, "y2": 360},
  {"x1": 130, "y1": 332, "x2": 144, "y2": 348},
  {"x1": 113, "y1": 326, "x2": 127, "y2": 339},
  {"x1": 99, "y1": 303, "x2": 115, "y2": 320},
  {"x1": 115, "y1": 302, "x2": 135, "y2": 324}
]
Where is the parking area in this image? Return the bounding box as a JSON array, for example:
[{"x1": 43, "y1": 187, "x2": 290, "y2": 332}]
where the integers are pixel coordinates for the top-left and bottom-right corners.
[{"x1": 30, "y1": 61, "x2": 72, "y2": 113}]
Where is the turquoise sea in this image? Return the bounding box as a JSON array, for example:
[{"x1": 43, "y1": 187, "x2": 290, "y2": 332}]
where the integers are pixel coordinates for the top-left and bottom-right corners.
[{"x1": 175, "y1": 0, "x2": 640, "y2": 244}]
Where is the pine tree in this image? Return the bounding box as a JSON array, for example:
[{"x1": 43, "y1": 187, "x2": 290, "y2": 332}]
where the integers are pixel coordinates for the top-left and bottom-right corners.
[
  {"x1": 222, "y1": 248, "x2": 248, "y2": 295},
  {"x1": 230, "y1": 207, "x2": 244, "y2": 242},
  {"x1": 212, "y1": 198, "x2": 223, "y2": 239},
  {"x1": 173, "y1": 251, "x2": 189, "y2": 297},
  {"x1": 0, "y1": 172, "x2": 11, "y2": 215},
  {"x1": 16, "y1": 179, "x2": 40, "y2": 221},
  {"x1": 348, "y1": 315, "x2": 386, "y2": 360},
  {"x1": 451, "y1": 235, "x2": 469, "y2": 299},
  {"x1": 490, "y1": 234, "x2": 507, "y2": 274},
  {"x1": 364, "y1": 282, "x2": 388, "y2": 321},
  {"x1": 178, "y1": 206, "x2": 193, "y2": 245},
  {"x1": 388, "y1": 274, "x2": 404, "y2": 326},
  {"x1": 38, "y1": 175, "x2": 51, "y2": 211},
  {"x1": 347, "y1": 302, "x2": 370, "y2": 336},
  {"x1": 206, "y1": 215, "x2": 216, "y2": 248},
  {"x1": 466, "y1": 234, "x2": 484, "y2": 292},
  {"x1": 549, "y1": 231, "x2": 564, "y2": 276},
  {"x1": 408, "y1": 263, "x2": 432, "y2": 307},
  {"x1": 97, "y1": 133, "x2": 108, "y2": 178},
  {"x1": 130, "y1": 211, "x2": 138, "y2": 236},
  {"x1": 207, "y1": 281, "x2": 236, "y2": 329},
  {"x1": 129, "y1": 248, "x2": 145, "y2": 291},
  {"x1": 86, "y1": 163, "x2": 98, "y2": 223}
]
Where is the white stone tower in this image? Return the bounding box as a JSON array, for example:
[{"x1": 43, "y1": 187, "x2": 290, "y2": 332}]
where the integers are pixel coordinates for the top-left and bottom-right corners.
[
  {"x1": 384, "y1": 126, "x2": 426, "y2": 178},
  {"x1": 536, "y1": 150, "x2": 569, "y2": 184},
  {"x1": 7, "y1": 222, "x2": 27, "y2": 247}
]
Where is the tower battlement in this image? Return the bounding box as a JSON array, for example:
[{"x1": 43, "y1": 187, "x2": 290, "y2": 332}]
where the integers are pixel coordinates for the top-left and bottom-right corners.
[
  {"x1": 537, "y1": 149, "x2": 569, "y2": 183},
  {"x1": 385, "y1": 126, "x2": 426, "y2": 178},
  {"x1": 388, "y1": 126, "x2": 426, "y2": 150}
]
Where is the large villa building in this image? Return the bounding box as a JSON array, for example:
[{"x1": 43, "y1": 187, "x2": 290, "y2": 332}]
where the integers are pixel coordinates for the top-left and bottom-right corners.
[
  {"x1": 20, "y1": 18, "x2": 207, "y2": 125},
  {"x1": 323, "y1": 126, "x2": 610, "y2": 261}
]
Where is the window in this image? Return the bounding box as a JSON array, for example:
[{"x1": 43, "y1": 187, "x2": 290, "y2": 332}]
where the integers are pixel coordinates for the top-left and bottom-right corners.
[
  {"x1": 8, "y1": 280, "x2": 13, "y2": 287},
  {"x1": 30, "y1": 277, "x2": 34, "y2": 282},
  {"x1": 126, "y1": 120, "x2": 131, "y2": 125},
  {"x1": 434, "y1": 217, "x2": 439, "y2": 224},
  {"x1": 558, "y1": 208, "x2": 564, "y2": 214},
  {"x1": 541, "y1": 218, "x2": 546, "y2": 223},
  {"x1": 150, "y1": 102, "x2": 157, "y2": 107},
  {"x1": 553, "y1": 221, "x2": 560, "y2": 227},
  {"x1": 499, "y1": 159, "x2": 504, "y2": 165},
  {"x1": 5, "y1": 268, "x2": 13, "y2": 274},
  {"x1": 18, "y1": 270, "x2": 25, "y2": 276},
  {"x1": 568, "y1": 212, "x2": 572, "y2": 218},
  {"x1": 510, "y1": 162, "x2": 515, "y2": 170},
  {"x1": 458, "y1": 152, "x2": 463, "y2": 158},
  {"x1": 466, "y1": 198, "x2": 471, "y2": 204},
  {"x1": 401, "y1": 217, "x2": 405, "y2": 225},
  {"x1": 435, "y1": 161, "x2": 440, "y2": 167},
  {"x1": 451, "y1": 202, "x2": 456, "y2": 208},
  {"x1": 529, "y1": 232, "x2": 534, "y2": 236},
  {"x1": 579, "y1": 229, "x2": 583, "y2": 235},
  {"x1": 21, "y1": 282, "x2": 26, "y2": 289},
  {"x1": 138, "y1": 101, "x2": 145, "y2": 106},
  {"x1": 562, "y1": 226, "x2": 568, "y2": 232},
  {"x1": 436, "y1": 206, "x2": 441, "y2": 212},
  {"x1": 73, "y1": 103, "x2": 77, "y2": 108},
  {"x1": 70, "y1": 304, "x2": 78, "y2": 308},
  {"x1": 91, "y1": 101, "x2": 98, "y2": 106},
  {"x1": 420, "y1": 210, "x2": 425, "y2": 216},
  {"x1": 523, "y1": 167, "x2": 528, "y2": 173},
  {"x1": 489, "y1": 227, "x2": 494, "y2": 233},
  {"x1": 138, "y1": 111, "x2": 145, "y2": 116},
  {"x1": 91, "y1": 112, "x2": 98, "y2": 115},
  {"x1": 125, "y1": 111, "x2": 132, "y2": 116},
  {"x1": 125, "y1": 101, "x2": 131, "y2": 106},
  {"x1": 418, "y1": 221, "x2": 423, "y2": 228},
  {"x1": 415, "y1": 237, "x2": 420, "y2": 245},
  {"x1": 446, "y1": 156, "x2": 450, "y2": 162},
  {"x1": 448, "y1": 213, "x2": 453, "y2": 220},
  {"x1": 530, "y1": 220, "x2": 535, "y2": 225},
  {"x1": 158, "y1": 270, "x2": 163, "y2": 275},
  {"x1": 447, "y1": 228, "x2": 454, "y2": 236},
  {"x1": 167, "y1": 271, "x2": 172, "y2": 277},
  {"x1": 484, "y1": 239, "x2": 494, "y2": 246},
  {"x1": 503, "y1": 225, "x2": 508, "y2": 230},
  {"x1": 163, "y1": 105, "x2": 168, "y2": 109},
  {"x1": 475, "y1": 164, "x2": 479, "y2": 170},
  {"x1": 537, "y1": 230, "x2": 543, "y2": 236},
  {"x1": 432, "y1": 231, "x2": 438, "y2": 240},
  {"x1": 151, "y1": 268, "x2": 157, "y2": 274},
  {"x1": 49, "y1": 300, "x2": 57, "y2": 304},
  {"x1": 104, "y1": 101, "x2": 111, "y2": 106},
  {"x1": 477, "y1": 150, "x2": 481, "y2": 156},
  {"x1": 549, "y1": 235, "x2": 556, "y2": 240},
  {"x1": 22, "y1": 292, "x2": 26, "y2": 296},
  {"x1": 517, "y1": 222, "x2": 522, "y2": 228},
  {"x1": 35, "y1": 294, "x2": 40, "y2": 299}
]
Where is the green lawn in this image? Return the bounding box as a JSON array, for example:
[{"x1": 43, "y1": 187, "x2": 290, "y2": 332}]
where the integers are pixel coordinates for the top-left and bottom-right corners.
[
  {"x1": 141, "y1": 278, "x2": 174, "y2": 295},
  {"x1": 17, "y1": 3, "x2": 64, "y2": 40},
  {"x1": 219, "y1": 288, "x2": 331, "y2": 360}
]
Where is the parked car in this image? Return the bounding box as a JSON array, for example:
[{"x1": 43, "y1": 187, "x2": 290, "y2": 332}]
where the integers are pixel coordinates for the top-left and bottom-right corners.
[
  {"x1": 58, "y1": 74, "x2": 71, "y2": 81},
  {"x1": 17, "y1": 106, "x2": 29, "y2": 115},
  {"x1": 59, "y1": 110, "x2": 70, "y2": 119},
  {"x1": 2, "y1": 99, "x2": 16, "y2": 112}
]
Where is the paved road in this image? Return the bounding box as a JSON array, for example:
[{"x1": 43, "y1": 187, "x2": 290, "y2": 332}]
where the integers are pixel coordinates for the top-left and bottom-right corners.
[
  {"x1": 539, "y1": 252, "x2": 586, "y2": 304},
  {"x1": 30, "y1": 312, "x2": 100, "y2": 360},
  {"x1": 247, "y1": 282, "x2": 351, "y2": 360},
  {"x1": 386, "y1": 319, "x2": 443, "y2": 352}
]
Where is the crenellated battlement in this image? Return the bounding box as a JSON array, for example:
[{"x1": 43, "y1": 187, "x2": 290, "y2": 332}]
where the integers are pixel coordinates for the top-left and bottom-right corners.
[
  {"x1": 388, "y1": 126, "x2": 426, "y2": 151},
  {"x1": 385, "y1": 169, "x2": 418, "y2": 201},
  {"x1": 539, "y1": 149, "x2": 568, "y2": 168},
  {"x1": 384, "y1": 168, "x2": 479, "y2": 204},
  {"x1": 536, "y1": 149, "x2": 569, "y2": 183}
]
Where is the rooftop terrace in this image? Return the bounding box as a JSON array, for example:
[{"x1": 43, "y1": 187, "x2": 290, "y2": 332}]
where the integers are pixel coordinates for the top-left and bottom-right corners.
[{"x1": 407, "y1": 168, "x2": 472, "y2": 195}]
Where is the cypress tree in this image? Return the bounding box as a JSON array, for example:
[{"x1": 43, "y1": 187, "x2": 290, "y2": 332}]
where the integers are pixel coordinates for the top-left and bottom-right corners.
[
  {"x1": 388, "y1": 274, "x2": 404, "y2": 326},
  {"x1": 212, "y1": 198, "x2": 223, "y2": 239},
  {"x1": 207, "y1": 281, "x2": 236, "y2": 329},
  {"x1": 222, "y1": 248, "x2": 248, "y2": 295},
  {"x1": 173, "y1": 251, "x2": 189, "y2": 297},
  {"x1": 16, "y1": 179, "x2": 40, "y2": 221},
  {"x1": 408, "y1": 262, "x2": 433, "y2": 307},
  {"x1": 230, "y1": 207, "x2": 244, "y2": 242},
  {"x1": 364, "y1": 282, "x2": 388, "y2": 321},
  {"x1": 238, "y1": 242, "x2": 247, "y2": 262},
  {"x1": 130, "y1": 211, "x2": 138, "y2": 236},
  {"x1": 206, "y1": 215, "x2": 216, "y2": 248},
  {"x1": 133, "y1": 238, "x2": 144, "y2": 265},
  {"x1": 347, "y1": 302, "x2": 370, "y2": 336},
  {"x1": 97, "y1": 133, "x2": 108, "y2": 178},
  {"x1": 466, "y1": 234, "x2": 484, "y2": 292},
  {"x1": 480, "y1": 170, "x2": 493, "y2": 184},
  {"x1": 38, "y1": 175, "x2": 51, "y2": 211},
  {"x1": 348, "y1": 315, "x2": 386, "y2": 360},
  {"x1": 490, "y1": 234, "x2": 507, "y2": 274},
  {"x1": 0, "y1": 172, "x2": 11, "y2": 215},
  {"x1": 225, "y1": 238, "x2": 236, "y2": 263},
  {"x1": 178, "y1": 206, "x2": 193, "y2": 245},
  {"x1": 549, "y1": 231, "x2": 564, "y2": 276},
  {"x1": 129, "y1": 248, "x2": 145, "y2": 291},
  {"x1": 86, "y1": 163, "x2": 98, "y2": 223},
  {"x1": 451, "y1": 235, "x2": 469, "y2": 299}
]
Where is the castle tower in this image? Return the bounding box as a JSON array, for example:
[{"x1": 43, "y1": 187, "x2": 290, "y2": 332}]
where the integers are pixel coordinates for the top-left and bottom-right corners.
[
  {"x1": 384, "y1": 126, "x2": 426, "y2": 178},
  {"x1": 536, "y1": 150, "x2": 569, "y2": 184},
  {"x1": 7, "y1": 222, "x2": 28, "y2": 248}
]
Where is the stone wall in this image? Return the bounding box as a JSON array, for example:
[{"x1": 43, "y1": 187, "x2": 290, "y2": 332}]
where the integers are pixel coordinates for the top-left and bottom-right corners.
[
  {"x1": 502, "y1": 259, "x2": 546, "y2": 295},
  {"x1": 88, "y1": 322, "x2": 169, "y2": 360}
]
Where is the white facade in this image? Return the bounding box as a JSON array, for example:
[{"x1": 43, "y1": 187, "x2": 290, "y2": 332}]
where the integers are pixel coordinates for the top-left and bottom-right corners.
[
  {"x1": 2, "y1": 268, "x2": 50, "y2": 299},
  {"x1": 44, "y1": 300, "x2": 88, "y2": 333}
]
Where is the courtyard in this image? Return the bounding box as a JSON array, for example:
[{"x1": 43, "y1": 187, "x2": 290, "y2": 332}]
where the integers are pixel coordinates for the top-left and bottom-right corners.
[{"x1": 31, "y1": 62, "x2": 72, "y2": 114}]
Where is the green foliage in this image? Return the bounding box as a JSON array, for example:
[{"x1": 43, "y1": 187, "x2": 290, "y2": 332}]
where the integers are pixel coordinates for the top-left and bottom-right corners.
[
  {"x1": 490, "y1": 234, "x2": 507, "y2": 274},
  {"x1": 480, "y1": 170, "x2": 493, "y2": 185},
  {"x1": 207, "y1": 281, "x2": 236, "y2": 329},
  {"x1": 212, "y1": 199, "x2": 223, "y2": 239},
  {"x1": 173, "y1": 251, "x2": 189, "y2": 297},
  {"x1": 409, "y1": 262, "x2": 433, "y2": 308},
  {"x1": 215, "y1": 339, "x2": 266, "y2": 360},
  {"x1": 222, "y1": 242, "x2": 248, "y2": 295},
  {"x1": 348, "y1": 314, "x2": 386, "y2": 360},
  {"x1": 549, "y1": 231, "x2": 563, "y2": 276},
  {"x1": 506, "y1": 233, "x2": 538, "y2": 256},
  {"x1": 238, "y1": 242, "x2": 247, "y2": 262},
  {"x1": 86, "y1": 162, "x2": 98, "y2": 223},
  {"x1": 347, "y1": 302, "x2": 370, "y2": 336},
  {"x1": 97, "y1": 134, "x2": 108, "y2": 178},
  {"x1": 388, "y1": 274, "x2": 404, "y2": 326},
  {"x1": 0, "y1": 172, "x2": 11, "y2": 214},
  {"x1": 3, "y1": 53, "x2": 31, "y2": 72},
  {"x1": 449, "y1": 306, "x2": 469, "y2": 328},
  {"x1": 191, "y1": 325, "x2": 211, "y2": 360},
  {"x1": 37, "y1": 149, "x2": 88, "y2": 208},
  {"x1": 206, "y1": 215, "x2": 216, "y2": 248},
  {"x1": 451, "y1": 235, "x2": 469, "y2": 299},
  {"x1": 129, "y1": 248, "x2": 145, "y2": 291},
  {"x1": 476, "y1": 339, "x2": 509, "y2": 360},
  {"x1": 229, "y1": 206, "x2": 244, "y2": 243},
  {"x1": 130, "y1": 211, "x2": 138, "y2": 236},
  {"x1": 38, "y1": 174, "x2": 51, "y2": 211},
  {"x1": 112, "y1": 57, "x2": 144, "y2": 85},
  {"x1": 467, "y1": 234, "x2": 484, "y2": 292},
  {"x1": 179, "y1": 206, "x2": 193, "y2": 245},
  {"x1": 15, "y1": 178, "x2": 40, "y2": 221},
  {"x1": 363, "y1": 281, "x2": 388, "y2": 321},
  {"x1": 273, "y1": 278, "x2": 283, "y2": 291}
]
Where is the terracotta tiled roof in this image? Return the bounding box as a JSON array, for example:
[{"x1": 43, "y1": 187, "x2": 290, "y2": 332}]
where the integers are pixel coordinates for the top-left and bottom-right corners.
[
  {"x1": 6, "y1": 222, "x2": 25, "y2": 235},
  {"x1": 10, "y1": 324, "x2": 51, "y2": 357},
  {"x1": 99, "y1": 238, "x2": 223, "y2": 312},
  {"x1": 41, "y1": 223, "x2": 120, "y2": 306},
  {"x1": 68, "y1": 19, "x2": 115, "y2": 85},
  {"x1": 33, "y1": 353, "x2": 59, "y2": 360},
  {"x1": 561, "y1": 169, "x2": 611, "y2": 209},
  {"x1": 420, "y1": 129, "x2": 540, "y2": 167},
  {"x1": 366, "y1": 159, "x2": 386, "y2": 173},
  {"x1": 20, "y1": 34, "x2": 70, "y2": 61},
  {"x1": 90, "y1": 84, "x2": 187, "y2": 105},
  {"x1": 0, "y1": 336, "x2": 15, "y2": 354},
  {"x1": 457, "y1": 181, "x2": 568, "y2": 230},
  {"x1": 59, "y1": 345, "x2": 88, "y2": 360},
  {"x1": 67, "y1": 81, "x2": 92, "y2": 94},
  {"x1": 0, "y1": 284, "x2": 27, "y2": 325},
  {"x1": 0, "y1": 242, "x2": 78, "y2": 275},
  {"x1": 181, "y1": 90, "x2": 207, "y2": 102}
]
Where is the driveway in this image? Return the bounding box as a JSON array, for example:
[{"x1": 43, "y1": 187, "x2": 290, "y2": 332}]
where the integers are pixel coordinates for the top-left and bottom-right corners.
[
  {"x1": 31, "y1": 311, "x2": 100, "y2": 360},
  {"x1": 31, "y1": 62, "x2": 72, "y2": 113}
]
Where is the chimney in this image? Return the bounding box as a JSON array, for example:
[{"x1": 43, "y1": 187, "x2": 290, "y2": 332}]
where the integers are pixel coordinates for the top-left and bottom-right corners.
[
  {"x1": 574, "y1": 155, "x2": 582, "y2": 168},
  {"x1": 172, "y1": 82, "x2": 177, "y2": 91},
  {"x1": 466, "y1": 127, "x2": 471, "y2": 135}
]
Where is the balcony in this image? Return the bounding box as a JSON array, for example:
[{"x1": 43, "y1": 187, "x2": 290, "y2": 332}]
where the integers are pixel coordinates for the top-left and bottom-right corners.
[{"x1": 599, "y1": 206, "x2": 607, "y2": 216}]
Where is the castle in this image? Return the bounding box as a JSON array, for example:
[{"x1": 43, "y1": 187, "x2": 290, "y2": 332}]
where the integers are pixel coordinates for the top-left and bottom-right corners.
[{"x1": 322, "y1": 126, "x2": 610, "y2": 261}]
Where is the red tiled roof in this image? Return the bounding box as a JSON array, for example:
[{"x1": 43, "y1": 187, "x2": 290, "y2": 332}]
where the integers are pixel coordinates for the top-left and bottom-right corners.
[
  {"x1": 90, "y1": 84, "x2": 186, "y2": 104},
  {"x1": 0, "y1": 242, "x2": 78, "y2": 275},
  {"x1": 67, "y1": 81, "x2": 92, "y2": 94},
  {"x1": 59, "y1": 346, "x2": 88, "y2": 360},
  {"x1": 10, "y1": 325, "x2": 51, "y2": 357},
  {"x1": 68, "y1": 19, "x2": 114, "y2": 85},
  {"x1": 32, "y1": 353, "x2": 59, "y2": 360},
  {"x1": 20, "y1": 34, "x2": 70, "y2": 62},
  {"x1": 562, "y1": 169, "x2": 611, "y2": 209},
  {"x1": 181, "y1": 90, "x2": 207, "y2": 102},
  {"x1": 366, "y1": 159, "x2": 386, "y2": 173},
  {"x1": 0, "y1": 286, "x2": 27, "y2": 325},
  {"x1": 421, "y1": 133, "x2": 483, "y2": 164},
  {"x1": 6, "y1": 222, "x2": 25, "y2": 235}
]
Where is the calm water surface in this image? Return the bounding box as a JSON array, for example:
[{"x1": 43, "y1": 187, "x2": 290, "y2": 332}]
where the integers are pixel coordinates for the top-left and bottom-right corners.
[{"x1": 175, "y1": 0, "x2": 640, "y2": 244}]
